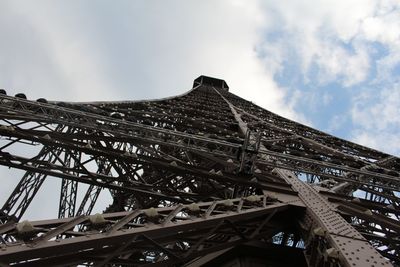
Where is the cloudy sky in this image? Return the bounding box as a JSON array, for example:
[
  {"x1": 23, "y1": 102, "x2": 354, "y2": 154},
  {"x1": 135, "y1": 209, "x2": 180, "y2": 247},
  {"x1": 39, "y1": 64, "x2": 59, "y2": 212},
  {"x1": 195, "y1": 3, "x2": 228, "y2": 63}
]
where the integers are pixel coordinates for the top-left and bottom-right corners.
[{"x1": 0, "y1": 1, "x2": 399, "y2": 219}]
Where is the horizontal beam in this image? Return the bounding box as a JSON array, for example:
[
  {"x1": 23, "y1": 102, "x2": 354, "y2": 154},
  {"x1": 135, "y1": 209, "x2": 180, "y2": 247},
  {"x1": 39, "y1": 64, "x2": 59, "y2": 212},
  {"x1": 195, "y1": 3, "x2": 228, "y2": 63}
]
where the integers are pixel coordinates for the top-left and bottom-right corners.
[{"x1": 0, "y1": 196, "x2": 299, "y2": 266}]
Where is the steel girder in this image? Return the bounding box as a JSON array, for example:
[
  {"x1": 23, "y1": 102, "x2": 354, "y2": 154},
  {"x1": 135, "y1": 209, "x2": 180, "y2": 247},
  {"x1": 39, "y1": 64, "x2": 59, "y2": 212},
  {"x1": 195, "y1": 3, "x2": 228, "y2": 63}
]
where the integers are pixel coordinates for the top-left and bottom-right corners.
[
  {"x1": 0, "y1": 76, "x2": 399, "y2": 266},
  {"x1": 0, "y1": 196, "x2": 298, "y2": 266},
  {"x1": 0, "y1": 93, "x2": 399, "y2": 193}
]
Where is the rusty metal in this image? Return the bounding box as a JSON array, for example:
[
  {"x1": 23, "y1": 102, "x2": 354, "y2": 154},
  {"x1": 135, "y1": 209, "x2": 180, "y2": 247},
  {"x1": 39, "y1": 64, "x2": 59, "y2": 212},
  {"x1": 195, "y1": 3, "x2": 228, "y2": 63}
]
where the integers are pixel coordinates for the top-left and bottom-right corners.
[{"x1": 0, "y1": 75, "x2": 398, "y2": 266}]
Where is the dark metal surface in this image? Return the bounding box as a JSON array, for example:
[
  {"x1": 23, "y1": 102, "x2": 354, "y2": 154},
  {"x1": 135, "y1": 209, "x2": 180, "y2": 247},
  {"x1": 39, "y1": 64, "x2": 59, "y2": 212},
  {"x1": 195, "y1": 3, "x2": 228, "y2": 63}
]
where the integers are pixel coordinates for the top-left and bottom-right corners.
[
  {"x1": 0, "y1": 76, "x2": 398, "y2": 266},
  {"x1": 0, "y1": 197, "x2": 297, "y2": 266}
]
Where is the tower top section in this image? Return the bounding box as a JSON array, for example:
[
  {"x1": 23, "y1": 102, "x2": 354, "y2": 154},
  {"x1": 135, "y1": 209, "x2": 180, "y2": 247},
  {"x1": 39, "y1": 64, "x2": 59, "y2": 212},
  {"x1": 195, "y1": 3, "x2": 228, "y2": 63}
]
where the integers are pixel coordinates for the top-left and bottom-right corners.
[{"x1": 193, "y1": 75, "x2": 229, "y2": 91}]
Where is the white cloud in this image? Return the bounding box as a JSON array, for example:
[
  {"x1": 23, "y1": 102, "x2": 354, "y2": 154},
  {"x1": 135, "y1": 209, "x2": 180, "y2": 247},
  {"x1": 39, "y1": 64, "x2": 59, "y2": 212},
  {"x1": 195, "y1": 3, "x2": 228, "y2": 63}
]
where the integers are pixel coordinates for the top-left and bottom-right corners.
[
  {"x1": 260, "y1": 0, "x2": 399, "y2": 88},
  {"x1": 0, "y1": 2, "x2": 116, "y2": 101},
  {"x1": 0, "y1": 0, "x2": 302, "y2": 120},
  {"x1": 352, "y1": 85, "x2": 400, "y2": 131},
  {"x1": 351, "y1": 82, "x2": 400, "y2": 155},
  {"x1": 327, "y1": 114, "x2": 347, "y2": 132},
  {"x1": 312, "y1": 42, "x2": 370, "y2": 86},
  {"x1": 353, "y1": 130, "x2": 400, "y2": 156}
]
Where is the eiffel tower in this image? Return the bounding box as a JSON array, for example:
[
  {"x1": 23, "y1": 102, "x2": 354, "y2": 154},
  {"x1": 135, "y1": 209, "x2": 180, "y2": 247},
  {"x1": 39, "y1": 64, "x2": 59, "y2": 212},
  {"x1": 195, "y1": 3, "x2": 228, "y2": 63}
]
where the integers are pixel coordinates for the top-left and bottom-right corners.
[{"x1": 0, "y1": 76, "x2": 398, "y2": 267}]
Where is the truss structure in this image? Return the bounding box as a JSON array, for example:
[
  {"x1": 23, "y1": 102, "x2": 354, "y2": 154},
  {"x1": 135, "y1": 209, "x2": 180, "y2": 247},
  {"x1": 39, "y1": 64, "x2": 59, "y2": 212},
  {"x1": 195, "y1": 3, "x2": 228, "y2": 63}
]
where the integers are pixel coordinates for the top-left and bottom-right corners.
[{"x1": 0, "y1": 76, "x2": 399, "y2": 266}]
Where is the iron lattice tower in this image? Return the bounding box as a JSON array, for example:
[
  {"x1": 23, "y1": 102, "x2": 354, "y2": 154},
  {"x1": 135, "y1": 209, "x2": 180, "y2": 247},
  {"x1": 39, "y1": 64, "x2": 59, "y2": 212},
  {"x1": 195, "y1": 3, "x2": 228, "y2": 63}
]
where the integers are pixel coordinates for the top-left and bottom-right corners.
[{"x1": 0, "y1": 76, "x2": 399, "y2": 267}]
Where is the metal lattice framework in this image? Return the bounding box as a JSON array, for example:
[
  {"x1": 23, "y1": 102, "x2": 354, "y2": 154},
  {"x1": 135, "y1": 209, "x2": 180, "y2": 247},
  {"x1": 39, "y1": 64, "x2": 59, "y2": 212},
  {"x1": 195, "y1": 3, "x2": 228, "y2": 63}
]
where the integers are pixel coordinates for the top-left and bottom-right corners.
[{"x1": 0, "y1": 76, "x2": 399, "y2": 266}]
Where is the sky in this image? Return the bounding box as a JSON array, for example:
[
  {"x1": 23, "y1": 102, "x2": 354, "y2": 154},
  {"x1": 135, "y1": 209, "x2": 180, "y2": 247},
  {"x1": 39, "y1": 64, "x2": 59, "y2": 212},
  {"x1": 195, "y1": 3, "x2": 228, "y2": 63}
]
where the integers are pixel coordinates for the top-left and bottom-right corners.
[{"x1": 0, "y1": 0, "x2": 399, "y2": 219}]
